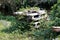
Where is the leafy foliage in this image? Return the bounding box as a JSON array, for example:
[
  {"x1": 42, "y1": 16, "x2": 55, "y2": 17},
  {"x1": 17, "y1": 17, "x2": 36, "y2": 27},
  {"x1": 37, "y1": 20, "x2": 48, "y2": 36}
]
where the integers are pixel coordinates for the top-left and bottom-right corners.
[{"x1": 0, "y1": 0, "x2": 59, "y2": 40}]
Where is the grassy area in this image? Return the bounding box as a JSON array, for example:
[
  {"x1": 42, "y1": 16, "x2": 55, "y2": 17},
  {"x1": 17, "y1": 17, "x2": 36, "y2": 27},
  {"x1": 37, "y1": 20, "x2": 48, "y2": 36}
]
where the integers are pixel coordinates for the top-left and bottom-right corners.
[
  {"x1": 0, "y1": 33, "x2": 32, "y2": 40},
  {"x1": 0, "y1": 20, "x2": 11, "y2": 30},
  {"x1": 0, "y1": 20, "x2": 34, "y2": 40}
]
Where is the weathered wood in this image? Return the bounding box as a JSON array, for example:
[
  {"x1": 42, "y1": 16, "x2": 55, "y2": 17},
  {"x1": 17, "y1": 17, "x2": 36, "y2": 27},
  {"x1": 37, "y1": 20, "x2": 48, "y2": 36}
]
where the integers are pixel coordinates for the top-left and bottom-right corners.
[{"x1": 52, "y1": 26, "x2": 60, "y2": 32}]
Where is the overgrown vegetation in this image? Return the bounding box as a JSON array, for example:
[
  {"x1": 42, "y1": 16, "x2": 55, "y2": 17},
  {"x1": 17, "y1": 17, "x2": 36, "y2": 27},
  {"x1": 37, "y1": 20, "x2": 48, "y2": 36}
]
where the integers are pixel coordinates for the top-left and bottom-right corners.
[{"x1": 0, "y1": 0, "x2": 60, "y2": 40}]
